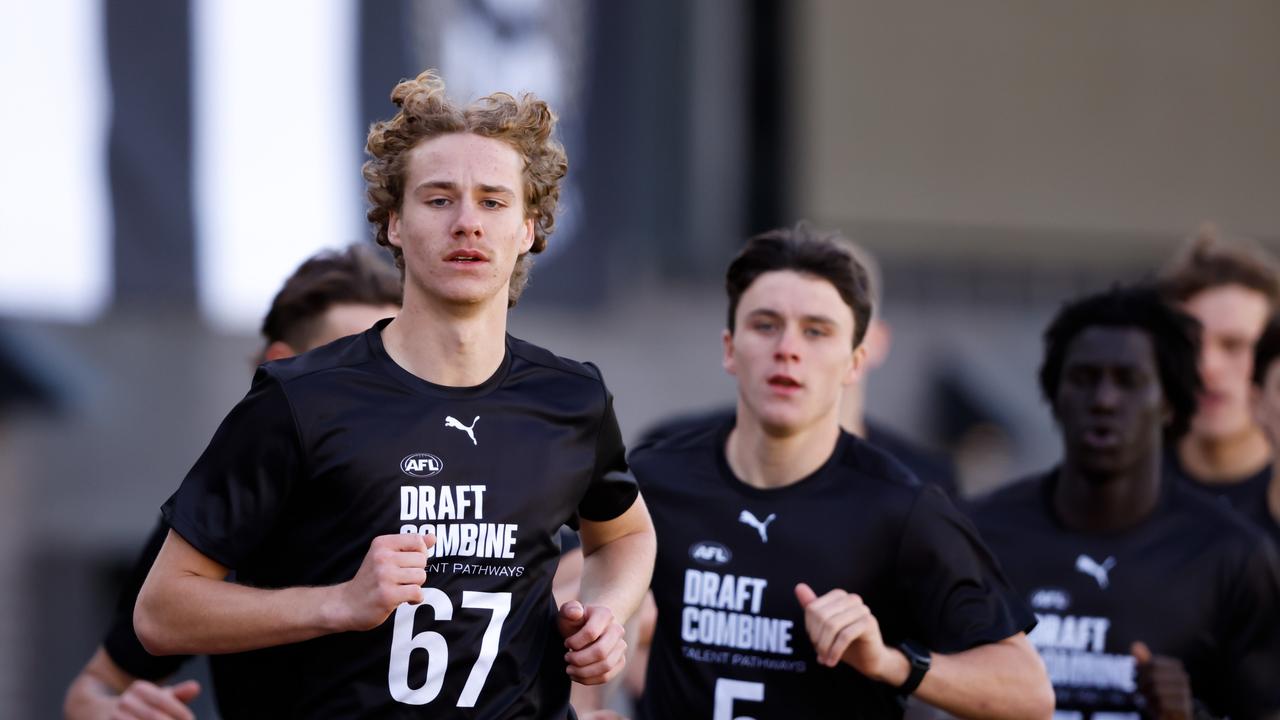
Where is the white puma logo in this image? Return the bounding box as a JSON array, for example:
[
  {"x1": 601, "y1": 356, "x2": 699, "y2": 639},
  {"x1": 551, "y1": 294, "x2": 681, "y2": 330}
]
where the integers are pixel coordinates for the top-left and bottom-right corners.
[
  {"x1": 738, "y1": 510, "x2": 777, "y2": 543},
  {"x1": 445, "y1": 415, "x2": 479, "y2": 445},
  {"x1": 1075, "y1": 554, "x2": 1117, "y2": 589}
]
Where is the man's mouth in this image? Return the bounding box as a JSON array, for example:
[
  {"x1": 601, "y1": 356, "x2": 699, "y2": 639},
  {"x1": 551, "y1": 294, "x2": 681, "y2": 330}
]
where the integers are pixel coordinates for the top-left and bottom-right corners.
[
  {"x1": 445, "y1": 249, "x2": 489, "y2": 263},
  {"x1": 767, "y1": 374, "x2": 802, "y2": 390},
  {"x1": 1082, "y1": 426, "x2": 1119, "y2": 448}
]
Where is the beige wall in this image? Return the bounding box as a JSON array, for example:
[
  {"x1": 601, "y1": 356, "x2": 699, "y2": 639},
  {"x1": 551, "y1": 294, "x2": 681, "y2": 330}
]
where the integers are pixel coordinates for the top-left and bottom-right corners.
[{"x1": 792, "y1": 0, "x2": 1280, "y2": 261}]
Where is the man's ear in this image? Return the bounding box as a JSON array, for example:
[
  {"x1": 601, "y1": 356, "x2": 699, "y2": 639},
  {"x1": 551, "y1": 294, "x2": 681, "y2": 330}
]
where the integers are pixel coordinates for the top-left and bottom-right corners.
[
  {"x1": 844, "y1": 345, "x2": 867, "y2": 386},
  {"x1": 519, "y1": 217, "x2": 536, "y2": 254},
  {"x1": 861, "y1": 320, "x2": 892, "y2": 371},
  {"x1": 722, "y1": 329, "x2": 737, "y2": 376},
  {"x1": 388, "y1": 210, "x2": 403, "y2": 248},
  {"x1": 263, "y1": 341, "x2": 300, "y2": 362}
]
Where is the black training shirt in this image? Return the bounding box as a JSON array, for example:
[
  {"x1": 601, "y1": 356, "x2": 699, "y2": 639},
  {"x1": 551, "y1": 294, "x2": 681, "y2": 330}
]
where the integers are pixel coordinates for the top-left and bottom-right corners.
[
  {"x1": 1165, "y1": 447, "x2": 1280, "y2": 547},
  {"x1": 971, "y1": 471, "x2": 1280, "y2": 719},
  {"x1": 633, "y1": 422, "x2": 1032, "y2": 720},
  {"x1": 162, "y1": 320, "x2": 638, "y2": 718}
]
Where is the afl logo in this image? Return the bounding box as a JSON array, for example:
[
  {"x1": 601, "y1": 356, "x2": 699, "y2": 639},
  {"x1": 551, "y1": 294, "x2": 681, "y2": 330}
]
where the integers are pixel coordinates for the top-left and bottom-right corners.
[
  {"x1": 1029, "y1": 587, "x2": 1071, "y2": 611},
  {"x1": 400, "y1": 453, "x2": 444, "y2": 477},
  {"x1": 689, "y1": 541, "x2": 732, "y2": 567}
]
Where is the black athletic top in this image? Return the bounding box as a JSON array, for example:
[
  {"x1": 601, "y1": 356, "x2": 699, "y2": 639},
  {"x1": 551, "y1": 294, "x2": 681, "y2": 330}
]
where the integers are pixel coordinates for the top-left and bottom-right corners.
[
  {"x1": 1165, "y1": 447, "x2": 1280, "y2": 546},
  {"x1": 633, "y1": 421, "x2": 1032, "y2": 720},
  {"x1": 971, "y1": 471, "x2": 1280, "y2": 719},
  {"x1": 161, "y1": 320, "x2": 638, "y2": 718}
]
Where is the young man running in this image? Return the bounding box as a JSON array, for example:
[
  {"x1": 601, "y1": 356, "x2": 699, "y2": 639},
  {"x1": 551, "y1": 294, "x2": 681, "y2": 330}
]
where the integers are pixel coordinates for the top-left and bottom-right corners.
[
  {"x1": 972, "y1": 286, "x2": 1280, "y2": 719},
  {"x1": 632, "y1": 225, "x2": 1052, "y2": 719},
  {"x1": 135, "y1": 70, "x2": 655, "y2": 718}
]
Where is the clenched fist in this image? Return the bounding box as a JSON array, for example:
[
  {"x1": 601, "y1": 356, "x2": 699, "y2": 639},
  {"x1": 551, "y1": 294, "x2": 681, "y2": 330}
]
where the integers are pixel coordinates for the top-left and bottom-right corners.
[
  {"x1": 558, "y1": 601, "x2": 628, "y2": 685},
  {"x1": 795, "y1": 583, "x2": 897, "y2": 683},
  {"x1": 333, "y1": 533, "x2": 435, "y2": 632}
]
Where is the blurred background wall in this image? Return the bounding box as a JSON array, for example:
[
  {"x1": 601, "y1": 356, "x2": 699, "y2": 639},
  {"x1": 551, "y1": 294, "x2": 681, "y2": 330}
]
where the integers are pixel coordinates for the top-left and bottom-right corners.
[{"x1": 1, "y1": 0, "x2": 1278, "y2": 715}]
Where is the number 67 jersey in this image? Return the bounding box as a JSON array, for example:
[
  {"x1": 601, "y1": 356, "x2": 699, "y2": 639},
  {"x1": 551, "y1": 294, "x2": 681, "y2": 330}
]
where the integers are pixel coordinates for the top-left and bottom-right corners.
[
  {"x1": 632, "y1": 422, "x2": 1034, "y2": 720},
  {"x1": 162, "y1": 321, "x2": 638, "y2": 718}
]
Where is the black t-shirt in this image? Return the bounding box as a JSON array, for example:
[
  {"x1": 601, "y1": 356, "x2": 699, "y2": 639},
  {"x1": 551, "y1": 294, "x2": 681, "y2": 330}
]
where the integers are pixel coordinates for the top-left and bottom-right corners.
[
  {"x1": 1165, "y1": 446, "x2": 1280, "y2": 546},
  {"x1": 971, "y1": 471, "x2": 1280, "y2": 719},
  {"x1": 162, "y1": 321, "x2": 638, "y2": 718},
  {"x1": 632, "y1": 421, "x2": 1032, "y2": 720},
  {"x1": 637, "y1": 407, "x2": 959, "y2": 498}
]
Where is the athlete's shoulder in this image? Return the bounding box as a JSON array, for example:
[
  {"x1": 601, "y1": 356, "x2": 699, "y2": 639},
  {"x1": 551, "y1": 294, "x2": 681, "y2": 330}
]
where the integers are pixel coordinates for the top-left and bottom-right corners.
[
  {"x1": 1166, "y1": 478, "x2": 1273, "y2": 544},
  {"x1": 260, "y1": 330, "x2": 377, "y2": 385},
  {"x1": 973, "y1": 473, "x2": 1045, "y2": 512},
  {"x1": 632, "y1": 408, "x2": 733, "y2": 457},
  {"x1": 506, "y1": 335, "x2": 605, "y2": 383},
  {"x1": 967, "y1": 472, "x2": 1049, "y2": 532},
  {"x1": 837, "y1": 431, "x2": 923, "y2": 489}
]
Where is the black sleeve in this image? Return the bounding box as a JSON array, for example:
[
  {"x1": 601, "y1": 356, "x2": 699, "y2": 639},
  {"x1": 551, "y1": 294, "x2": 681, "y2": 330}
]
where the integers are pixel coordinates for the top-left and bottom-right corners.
[
  {"x1": 1211, "y1": 538, "x2": 1280, "y2": 718},
  {"x1": 577, "y1": 375, "x2": 640, "y2": 522},
  {"x1": 557, "y1": 526, "x2": 582, "y2": 554},
  {"x1": 102, "y1": 518, "x2": 190, "y2": 679},
  {"x1": 161, "y1": 369, "x2": 304, "y2": 568},
  {"x1": 894, "y1": 484, "x2": 1036, "y2": 653}
]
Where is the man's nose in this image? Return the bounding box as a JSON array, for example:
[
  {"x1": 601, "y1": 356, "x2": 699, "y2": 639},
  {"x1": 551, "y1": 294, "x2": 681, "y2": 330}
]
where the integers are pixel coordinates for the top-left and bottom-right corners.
[
  {"x1": 773, "y1": 327, "x2": 801, "y2": 362},
  {"x1": 451, "y1": 202, "x2": 483, "y2": 239},
  {"x1": 1090, "y1": 377, "x2": 1121, "y2": 410}
]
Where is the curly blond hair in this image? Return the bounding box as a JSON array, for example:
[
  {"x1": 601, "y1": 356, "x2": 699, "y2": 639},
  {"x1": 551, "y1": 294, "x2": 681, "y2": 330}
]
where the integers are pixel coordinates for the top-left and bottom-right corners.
[{"x1": 363, "y1": 69, "x2": 568, "y2": 307}]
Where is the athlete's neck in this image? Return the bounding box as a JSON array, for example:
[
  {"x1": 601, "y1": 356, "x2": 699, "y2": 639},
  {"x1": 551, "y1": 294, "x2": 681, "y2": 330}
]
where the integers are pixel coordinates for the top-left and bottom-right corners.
[
  {"x1": 381, "y1": 288, "x2": 508, "y2": 387},
  {"x1": 838, "y1": 381, "x2": 867, "y2": 437},
  {"x1": 1177, "y1": 426, "x2": 1271, "y2": 485},
  {"x1": 1054, "y1": 451, "x2": 1162, "y2": 533},
  {"x1": 725, "y1": 408, "x2": 842, "y2": 490}
]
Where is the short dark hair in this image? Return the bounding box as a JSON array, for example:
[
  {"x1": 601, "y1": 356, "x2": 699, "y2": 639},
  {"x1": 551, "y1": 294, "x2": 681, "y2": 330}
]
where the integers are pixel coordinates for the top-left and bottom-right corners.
[
  {"x1": 1039, "y1": 285, "x2": 1202, "y2": 440},
  {"x1": 1158, "y1": 224, "x2": 1280, "y2": 308},
  {"x1": 1252, "y1": 314, "x2": 1280, "y2": 387},
  {"x1": 260, "y1": 244, "x2": 403, "y2": 354},
  {"x1": 725, "y1": 223, "x2": 873, "y2": 348}
]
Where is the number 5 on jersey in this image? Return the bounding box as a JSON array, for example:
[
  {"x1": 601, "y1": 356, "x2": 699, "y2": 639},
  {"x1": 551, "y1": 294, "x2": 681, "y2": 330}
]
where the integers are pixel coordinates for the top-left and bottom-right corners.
[
  {"x1": 388, "y1": 590, "x2": 511, "y2": 707},
  {"x1": 715, "y1": 678, "x2": 764, "y2": 720}
]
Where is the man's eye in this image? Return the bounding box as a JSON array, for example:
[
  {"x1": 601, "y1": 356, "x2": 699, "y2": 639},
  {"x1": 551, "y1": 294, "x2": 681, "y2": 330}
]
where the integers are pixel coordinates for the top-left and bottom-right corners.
[
  {"x1": 481, "y1": 199, "x2": 503, "y2": 209},
  {"x1": 427, "y1": 198, "x2": 450, "y2": 207},
  {"x1": 1066, "y1": 368, "x2": 1095, "y2": 385},
  {"x1": 804, "y1": 327, "x2": 830, "y2": 338},
  {"x1": 752, "y1": 321, "x2": 777, "y2": 332}
]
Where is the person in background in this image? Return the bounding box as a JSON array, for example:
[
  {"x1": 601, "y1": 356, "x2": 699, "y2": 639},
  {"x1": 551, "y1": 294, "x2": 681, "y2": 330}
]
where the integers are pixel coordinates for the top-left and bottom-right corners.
[
  {"x1": 634, "y1": 224, "x2": 1052, "y2": 719},
  {"x1": 1245, "y1": 314, "x2": 1280, "y2": 546},
  {"x1": 1159, "y1": 226, "x2": 1280, "y2": 527},
  {"x1": 971, "y1": 285, "x2": 1280, "y2": 719},
  {"x1": 64, "y1": 244, "x2": 402, "y2": 719}
]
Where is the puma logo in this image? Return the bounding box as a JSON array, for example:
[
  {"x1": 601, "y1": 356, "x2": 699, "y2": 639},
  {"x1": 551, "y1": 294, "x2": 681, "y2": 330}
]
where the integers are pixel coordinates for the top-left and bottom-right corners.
[
  {"x1": 1075, "y1": 554, "x2": 1116, "y2": 589},
  {"x1": 445, "y1": 415, "x2": 479, "y2": 446},
  {"x1": 738, "y1": 510, "x2": 777, "y2": 543}
]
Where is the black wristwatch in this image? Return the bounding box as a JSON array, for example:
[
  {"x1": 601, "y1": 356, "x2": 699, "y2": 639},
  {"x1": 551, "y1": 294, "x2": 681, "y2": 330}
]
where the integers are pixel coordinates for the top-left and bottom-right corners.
[{"x1": 896, "y1": 641, "x2": 932, "y2": 695}]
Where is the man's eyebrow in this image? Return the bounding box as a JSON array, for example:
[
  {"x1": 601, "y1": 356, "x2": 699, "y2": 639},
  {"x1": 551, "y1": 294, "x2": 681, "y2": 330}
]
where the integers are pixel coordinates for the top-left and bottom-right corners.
[
  {"x1": 800, "y1": 314, "x2": 838, "y2": 326},
  {"x1": 411, "y1": 181, "x2": 516, "y2": 196},
  {"x1": 413, "y1": 180, "x2": 457, "y2": 193}
]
